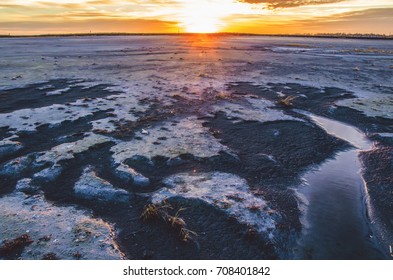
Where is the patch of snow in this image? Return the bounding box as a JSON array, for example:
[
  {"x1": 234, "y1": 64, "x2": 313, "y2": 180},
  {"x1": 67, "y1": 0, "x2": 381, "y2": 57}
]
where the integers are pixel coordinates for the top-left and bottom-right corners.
[
  {"x1": 90, "y1": 118, "x2": 116, "y2": 132},
  {"x1": 46, "y1": 87, "x2": 71, "y2": 96},
  {"x1": 74, "y1": 167, "x2": 129, "y2": 203},
  {"x1": 36, "y1": 133, "x2": 113, "y2": 164},
  {"x1": 111, "y1": 116, "x2": 234, "y2": 164},
  {"x1": 0, "y1": 192, "x2": 124, "y2": 260},
  {"x1": 15, "y1": 178, "x2": 39, "y2": 193},
  {"x1": 0, "y1": 140, "x2": 23, "y2": 157},
  {"x1": 0, "y1": 104, "x2": 92, "y2": 132},
  {"x1": 37, "y1": 84, "x2": 55, "y2": 90},
  {"x1": 211, "y1": 97, "x2": 301, "y2": 123},
  {"x1": 376, "y1": 133, "x2": 393, "y2": 138},
  {"x1": 33, "y1": 165, "x2": 63, "y2": 183},
  {"x1": 0, "y1": 91, "x2": 147, "y2": 133},
  {"x1": 115, "y1": 163, "x2": 150, "y2": 187},
  {"x1": 0, "y1": 155, "x2": 37, "y2": 177},
  {"x1": 152, "y1": 172, "x2": 276, "y2": 236},
  {"x1": 337, "y1": 95, "x2": 393, "y2": 119}
]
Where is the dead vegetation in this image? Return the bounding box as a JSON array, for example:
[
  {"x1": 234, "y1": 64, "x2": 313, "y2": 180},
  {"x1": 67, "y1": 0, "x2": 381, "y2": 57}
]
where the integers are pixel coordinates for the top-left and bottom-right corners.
[
  {"x1": 141, "y1": 202, "x2": 197, "y2": 242},
  {"x1": 216, "y1": 92, "x2": 232, "y2": 100},
  {"x1": 0, "y1": 234, "x2": 33, "y2": 258},
  {"x1": 277, "y1": 95, "x2": 297, "y2": 107},
  {"x1": 73, "y1": 252, "x2": 82, "y2": 259},
  {"x1": 141, "y1": 202, "x2": 172, "y2": 222},
  {"x1": 42, "y1": 252, "x2": 58, "y2": 260}
]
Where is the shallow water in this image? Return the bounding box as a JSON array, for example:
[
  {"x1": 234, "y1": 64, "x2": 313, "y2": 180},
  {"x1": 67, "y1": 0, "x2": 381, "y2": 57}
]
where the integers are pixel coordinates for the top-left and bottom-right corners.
[{"x1": 296, "y1": 113, "x2": 384, "y2": 259}]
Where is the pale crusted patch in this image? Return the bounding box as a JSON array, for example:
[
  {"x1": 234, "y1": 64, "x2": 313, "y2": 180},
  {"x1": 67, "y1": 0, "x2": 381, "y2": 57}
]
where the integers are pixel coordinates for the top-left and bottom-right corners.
[
  {"x1": 111, "y1": 116, "x2": 234, "y2": 164},
  {"x1": 0, "y1": 192, "x2": 124, "y2": 260},
  {"x1": 153, "y1": 172, "x2": 277, "y2": 236}
]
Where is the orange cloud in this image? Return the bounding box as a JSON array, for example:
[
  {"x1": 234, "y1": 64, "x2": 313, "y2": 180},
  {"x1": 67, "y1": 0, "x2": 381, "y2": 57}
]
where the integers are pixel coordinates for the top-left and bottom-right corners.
[
  {"x1": 237, "y1": 0, "x2": 345, "y2": 9},
  {"x1": 223, "y1": 8, "x2": 393, "y2": 34},
  {"x1": 0, "y1": 0, "x2": 392, "y2": 35}
]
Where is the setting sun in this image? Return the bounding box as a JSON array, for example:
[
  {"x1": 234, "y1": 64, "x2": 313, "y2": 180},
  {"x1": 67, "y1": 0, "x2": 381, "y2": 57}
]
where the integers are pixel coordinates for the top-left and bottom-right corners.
[
  {"x1": 0, "y1": 0, "x2": 392, "y2": 35},
  {"x1": 179, "y1": 1, "x2": 228, "y2": 33},
  {"x1": 183, "y1": 18, "x2": 220, "y2": 33}
]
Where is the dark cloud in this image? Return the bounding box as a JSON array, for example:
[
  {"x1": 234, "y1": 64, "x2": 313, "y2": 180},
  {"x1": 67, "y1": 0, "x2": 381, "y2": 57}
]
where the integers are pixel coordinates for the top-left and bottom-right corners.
[{"x1": 238, "y1": 0, "x2": 346, "y2": 9}]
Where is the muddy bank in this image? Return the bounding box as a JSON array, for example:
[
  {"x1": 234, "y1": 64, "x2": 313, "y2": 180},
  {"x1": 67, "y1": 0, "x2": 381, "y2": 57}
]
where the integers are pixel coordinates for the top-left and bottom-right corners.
[
  {"x1": 360, "y1": 144, "x2": 393, "y2": 255},
  {"x1": 228, "y1": 82, "x2": 393, "y2": 136},
  {"x1": 228, "y1": 82, "x2": 393, "y2": 258}
]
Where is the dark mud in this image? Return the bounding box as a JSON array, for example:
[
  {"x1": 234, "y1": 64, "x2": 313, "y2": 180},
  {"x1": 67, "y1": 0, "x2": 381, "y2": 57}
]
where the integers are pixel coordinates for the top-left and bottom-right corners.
[
  {"x1": 203, "y1": 114, "x2": 350, "y2": 231},
  {"x1": 204, "y1": 113, "x2": 350, "y2": 182},
  {"x1": 101, "y1": 197, "x2": 278, "y2": 260},
  {"x1": 1, "y1": 77, "x2": 391, "y2": 259},
  {"x1": 0, "y1": 110, "x2": 112, "y2": 164},
  {"x1": 360, "y1": 145, "x2": 393, "y2": 236},
  {"x1": 0, "y1": 79, "x2": 118, "y2": 113},
  {"x1": 0, "y1": 234, "x2": 33, "y2": 259},
  {"x1": 228, "y1": 82, "x2": 393, "y2": 258},
  {"x1": 228, "y1": 82, "x2": 393, "y2": 136},
  {"x1": 27, "y1": 143, "x2": 279, "y2": 259}
]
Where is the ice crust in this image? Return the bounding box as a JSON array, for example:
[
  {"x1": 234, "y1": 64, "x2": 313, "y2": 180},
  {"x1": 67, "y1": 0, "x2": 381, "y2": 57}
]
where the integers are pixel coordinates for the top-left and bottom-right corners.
[
  {"x1": 111, "y1": 116, "x2": 233, "y2": 164},
  {"x1": 153, "y1": 172, "x2": 276, "y2": 236},
  {"x1": 74, "y1": 167, "x2": 129, "y2": 203},
  {"x1": 0, "y1": 191, "x2": 124, "y2": 260}
]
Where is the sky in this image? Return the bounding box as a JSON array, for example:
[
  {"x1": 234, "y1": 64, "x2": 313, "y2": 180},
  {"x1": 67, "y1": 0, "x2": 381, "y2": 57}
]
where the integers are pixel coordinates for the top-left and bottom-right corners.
[{"x1": 0, "y1": 0, "x2": 392, "y2": 35}]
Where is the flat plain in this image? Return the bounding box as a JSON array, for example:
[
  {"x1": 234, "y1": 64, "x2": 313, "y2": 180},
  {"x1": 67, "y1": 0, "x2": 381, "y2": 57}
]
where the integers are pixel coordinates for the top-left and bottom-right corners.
[{"x1": 0, "y1": 35, "x2": 392, "y2": 260}]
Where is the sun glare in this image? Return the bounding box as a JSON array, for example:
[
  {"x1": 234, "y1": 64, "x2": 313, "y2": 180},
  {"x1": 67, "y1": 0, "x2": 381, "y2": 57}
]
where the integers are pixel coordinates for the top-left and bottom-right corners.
[
  {"x1": 180, "y1": 1, "x2": 227, "y2": 33},
  {"x1": 184, "y1": 18, "x2": 220, "y2": 33}
]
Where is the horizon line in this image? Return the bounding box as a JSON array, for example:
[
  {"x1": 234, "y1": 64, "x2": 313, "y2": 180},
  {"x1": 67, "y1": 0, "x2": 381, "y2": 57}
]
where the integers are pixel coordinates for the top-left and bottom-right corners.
[{"x1": 1, "y1": 32, "x2": 393, "y2": 40}]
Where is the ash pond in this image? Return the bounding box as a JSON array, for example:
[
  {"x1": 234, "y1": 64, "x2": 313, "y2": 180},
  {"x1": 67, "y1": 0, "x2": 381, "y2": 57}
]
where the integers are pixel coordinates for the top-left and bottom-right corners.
[{"x1": 294, "y1": 111, "x2": 385, "y2": 259}]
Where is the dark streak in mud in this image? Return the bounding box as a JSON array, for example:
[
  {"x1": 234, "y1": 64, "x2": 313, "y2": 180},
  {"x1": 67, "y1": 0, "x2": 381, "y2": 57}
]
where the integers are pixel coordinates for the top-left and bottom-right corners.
[
  {"x1": 228, "y1": 82, "x2": 393, "y2": 136},
  {"x1": 0, "y1": 79, "x2": 119, "y2": 114},
  {"x1": 0, "y1": 110, "x2": 113, "y2": 164},
  {"x1": 0, "y1": 127, "x2": 12, "y2": 140}
]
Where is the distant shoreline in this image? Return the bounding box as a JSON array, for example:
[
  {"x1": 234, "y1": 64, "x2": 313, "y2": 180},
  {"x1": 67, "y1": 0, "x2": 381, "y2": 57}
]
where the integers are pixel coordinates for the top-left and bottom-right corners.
[{"x1": 0, "y1": 32, "x2": 392, "y2": 40}]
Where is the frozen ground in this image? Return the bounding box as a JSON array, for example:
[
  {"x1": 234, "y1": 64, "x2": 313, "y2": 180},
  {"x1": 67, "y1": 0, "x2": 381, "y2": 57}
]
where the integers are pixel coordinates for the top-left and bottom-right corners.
[{"x1": 0, "y1": 35, "x2": 392, "y2": 259}]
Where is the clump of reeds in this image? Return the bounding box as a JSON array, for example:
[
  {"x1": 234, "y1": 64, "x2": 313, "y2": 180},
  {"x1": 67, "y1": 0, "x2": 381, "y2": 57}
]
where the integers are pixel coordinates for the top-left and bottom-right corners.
[
  {"x1": 141, "y1": 202, "x2": 197, "y2": 242},
  {"x1": 277, "y1": 95, "x2": 297, "y2": 107}
]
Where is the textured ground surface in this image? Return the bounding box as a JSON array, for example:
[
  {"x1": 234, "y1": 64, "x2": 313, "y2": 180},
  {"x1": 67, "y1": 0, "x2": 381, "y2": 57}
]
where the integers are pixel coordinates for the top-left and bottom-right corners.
[{"x1": 0, "y1": 35, "x2": 392, "y2": 259}]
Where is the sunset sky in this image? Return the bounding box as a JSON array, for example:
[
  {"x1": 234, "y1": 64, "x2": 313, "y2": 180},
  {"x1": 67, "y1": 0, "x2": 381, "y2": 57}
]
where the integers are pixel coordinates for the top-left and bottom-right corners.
[{"x1": 1, "y1": 0, "x2": 392, "y2": 35}]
